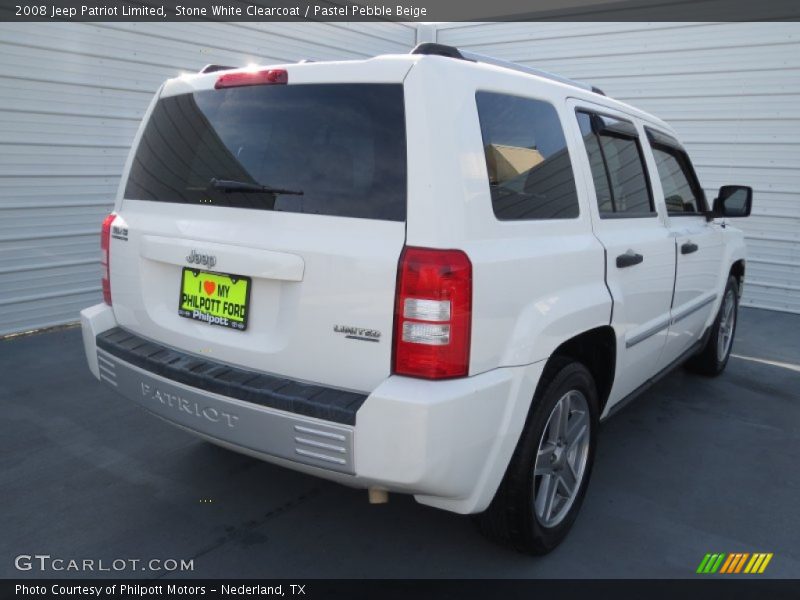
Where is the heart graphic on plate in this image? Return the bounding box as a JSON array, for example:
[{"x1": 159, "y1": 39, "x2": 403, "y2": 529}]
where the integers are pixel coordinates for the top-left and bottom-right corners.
[{"x1": 203, "y1": 281, "x2": 216, "y2": 295}]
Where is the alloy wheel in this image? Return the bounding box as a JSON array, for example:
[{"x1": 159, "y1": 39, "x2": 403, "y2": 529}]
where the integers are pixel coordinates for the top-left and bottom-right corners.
[
  {"x1": 532, "y1": 390, "x2": 591, "y2": 528},
  {"x1": 717, "y1": 289, "x2": 736, "y2": 361}
]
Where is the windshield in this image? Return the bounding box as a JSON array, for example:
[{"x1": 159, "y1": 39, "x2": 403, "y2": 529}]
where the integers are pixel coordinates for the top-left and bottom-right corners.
[{"x1": 124, "y1": 83, "x2": 407, "y2": 221}]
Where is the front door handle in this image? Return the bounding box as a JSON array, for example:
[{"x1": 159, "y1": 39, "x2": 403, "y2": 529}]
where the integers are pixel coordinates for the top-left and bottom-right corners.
[
  {"x1": 616, "y1": 251, "x2": 644, "y2": 268},
  {"x1": 681, "y1": 242, "x2": 699, "y2": 255}
]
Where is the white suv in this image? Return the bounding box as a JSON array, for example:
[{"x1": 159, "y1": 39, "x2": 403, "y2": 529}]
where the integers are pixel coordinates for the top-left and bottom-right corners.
[{"x1": 81, "y1": 43, "x2": 751, "y2": 554}]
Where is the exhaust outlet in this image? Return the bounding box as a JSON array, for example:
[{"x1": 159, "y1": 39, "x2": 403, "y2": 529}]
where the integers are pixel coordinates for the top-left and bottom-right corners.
[{"x1": 368, "y1": 488, "x2": 388, "y2": 504}]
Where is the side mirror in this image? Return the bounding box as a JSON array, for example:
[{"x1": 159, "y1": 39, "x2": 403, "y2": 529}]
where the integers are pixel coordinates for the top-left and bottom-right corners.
[{"x1": 713, "y1": 185, "x2": 752, "y2": 218}]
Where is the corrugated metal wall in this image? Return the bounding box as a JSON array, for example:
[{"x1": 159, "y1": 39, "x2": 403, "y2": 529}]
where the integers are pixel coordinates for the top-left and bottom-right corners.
[
  {"x1": 437, "y1": 22, "x2": 800, "y2": 313},
  {"x1": 0, "y1": 22, "x2": 417, "y2": 335},
  {"x1": 2, "y1": 21, "x2": 798, "y2": 335}
]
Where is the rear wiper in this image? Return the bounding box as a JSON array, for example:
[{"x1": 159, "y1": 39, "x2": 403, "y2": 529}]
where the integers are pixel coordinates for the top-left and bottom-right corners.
[{"x1": 210, "y1": 178, "x2": 304, "y2": 196}]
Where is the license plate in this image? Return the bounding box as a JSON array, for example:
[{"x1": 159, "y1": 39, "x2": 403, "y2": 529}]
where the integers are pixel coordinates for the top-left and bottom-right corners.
[{"x1": 178, "y1": 268, "x2": 251, "y2": 331}]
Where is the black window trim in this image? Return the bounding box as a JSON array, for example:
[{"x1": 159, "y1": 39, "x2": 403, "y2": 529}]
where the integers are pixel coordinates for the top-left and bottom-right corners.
[
  {"x1": 575, "y1": 108, "x2": 658, "y2": 220},
  {"x1": 475, "y1": 90, "x2": 581, "y2": 222},
  {"x1": 645, "y1": 126, "x2": 709, "y2": 216}
]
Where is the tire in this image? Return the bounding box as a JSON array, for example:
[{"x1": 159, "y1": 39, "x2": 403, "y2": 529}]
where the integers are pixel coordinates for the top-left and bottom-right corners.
[
  {"x1": 476, "y1": 359, "x2": 599, "y2": 555},
  {"x1": 685, "y1": 275, "x2": 739, "y2": 376}
]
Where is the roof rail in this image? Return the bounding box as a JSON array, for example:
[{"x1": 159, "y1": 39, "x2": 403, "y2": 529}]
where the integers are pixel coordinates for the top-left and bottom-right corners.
[
  {"x1": 410, "y1": 42, "x2": 469, "y2": 60},
  {"x1": 409, "y1": 43, "x2": 605, "y2": 96},
  {"x1": 199, "y1": 64, "x2": 236, "y2": 74}
]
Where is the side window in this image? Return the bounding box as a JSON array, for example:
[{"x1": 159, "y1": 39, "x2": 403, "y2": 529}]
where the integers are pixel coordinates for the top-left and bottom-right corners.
[
  {"x1": 476, "y1": 91, "x2": 579, "y2": 220},
  {"x1": 576, "y1": 111, "x2": 655, "y2": 217},
  {"x1": 646, "y1": 128, "x2": 706, "y2": 215}
]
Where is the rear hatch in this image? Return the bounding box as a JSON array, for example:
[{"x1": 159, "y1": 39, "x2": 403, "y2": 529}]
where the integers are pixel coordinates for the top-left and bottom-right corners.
[{"x1": 108, "y1": 61, "x2": 411, "y2": 393}]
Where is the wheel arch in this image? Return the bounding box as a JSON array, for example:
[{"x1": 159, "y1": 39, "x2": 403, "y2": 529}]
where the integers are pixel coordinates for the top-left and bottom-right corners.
[
  {"x1": 548, "y1": 326, "x2": 617, "y2": 415},
  {"x1": 440, "y1": 327, "x2": 616, "y2": 515},
  {"x1": 730, "y1": 259, "x2": 745, "y2": 298}
]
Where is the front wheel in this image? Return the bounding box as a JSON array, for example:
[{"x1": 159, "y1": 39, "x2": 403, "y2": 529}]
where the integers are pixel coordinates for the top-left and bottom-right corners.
[
  {"x1": 476, "y1": 360, "x2": 599, "y2": 554},
  {"x1": 686, "y1": 275, "x2": 739, "y2": 376}
]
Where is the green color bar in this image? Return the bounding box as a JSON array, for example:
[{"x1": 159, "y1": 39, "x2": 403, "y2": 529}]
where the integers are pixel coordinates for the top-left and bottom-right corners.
[
  {"x1": 704, "y1": 554, "x2": 719, "y2": 573},
  {"x1": 710, "y1": 553, "x2": 726, "y2": 573},
  {"x1": 697, "y1": 554, "x2": 713, "y2": 574}
]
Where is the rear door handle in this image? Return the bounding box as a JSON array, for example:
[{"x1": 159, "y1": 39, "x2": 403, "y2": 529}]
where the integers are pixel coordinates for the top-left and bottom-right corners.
[
  {"x1": 681, "y1": 242, "x2": 699, "y2": 255},
  {"x1": 616, "y1": 251, "x2": 644, "y2": 268}
]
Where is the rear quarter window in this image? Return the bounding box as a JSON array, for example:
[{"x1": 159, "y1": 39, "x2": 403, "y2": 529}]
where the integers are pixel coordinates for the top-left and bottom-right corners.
[
  {"x1": 475, "y1": 91, "x2": 580, "y2": 220},
  {"x1": 124, "y1": 84, "x2": 407, "y2": 221}
]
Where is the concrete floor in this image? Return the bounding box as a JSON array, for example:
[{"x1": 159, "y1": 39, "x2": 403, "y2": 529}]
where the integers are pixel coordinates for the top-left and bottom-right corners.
[{"x1": 1, "y1": 307, "x2": 798, "y2": 578}]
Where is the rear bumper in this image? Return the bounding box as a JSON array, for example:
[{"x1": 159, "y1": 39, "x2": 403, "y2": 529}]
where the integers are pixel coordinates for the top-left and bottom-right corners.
[{"x1": 81, "y1": 303, "x2": 544, "y2": 514}]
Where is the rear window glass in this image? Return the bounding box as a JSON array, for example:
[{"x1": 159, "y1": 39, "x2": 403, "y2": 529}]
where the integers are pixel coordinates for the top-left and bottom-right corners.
[{"x1": 124, "y1": 84, "x2": 407, "y2": 221}]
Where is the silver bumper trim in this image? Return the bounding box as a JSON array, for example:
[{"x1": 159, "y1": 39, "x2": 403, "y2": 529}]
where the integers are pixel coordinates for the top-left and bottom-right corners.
[{"x1": 97, "y1": 349, "x2": 355, "y2": 474}]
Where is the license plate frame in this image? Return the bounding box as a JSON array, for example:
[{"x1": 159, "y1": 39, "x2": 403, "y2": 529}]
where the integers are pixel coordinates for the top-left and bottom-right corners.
[{"x1": 178, "y1": 268, "x2": 251, "y2": 331}]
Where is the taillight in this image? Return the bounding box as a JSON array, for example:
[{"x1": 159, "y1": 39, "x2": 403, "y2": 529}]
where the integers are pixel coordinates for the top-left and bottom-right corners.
[
  {"x1": 100, "y1": 213, "x2": 115, "y2": 305},
  {"x1": 215, "y1": 69, "x2": 288, "y2": 89},
  {"x1": 393, "y1": 247, "x2": 472, "y2": 379}
]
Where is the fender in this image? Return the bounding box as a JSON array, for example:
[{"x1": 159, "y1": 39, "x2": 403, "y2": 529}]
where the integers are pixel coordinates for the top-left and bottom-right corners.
[{"x1": 705, "y1": 223, "x2": 747, "y2": 328}]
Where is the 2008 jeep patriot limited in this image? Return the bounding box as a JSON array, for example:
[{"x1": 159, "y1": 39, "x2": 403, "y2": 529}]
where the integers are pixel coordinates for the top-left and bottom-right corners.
[{"x1": 81, "y1": 43, "x2": 752, "y2": 554}]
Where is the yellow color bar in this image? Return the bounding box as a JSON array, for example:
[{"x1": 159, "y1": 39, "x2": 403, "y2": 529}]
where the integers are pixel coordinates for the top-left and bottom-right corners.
[
  {"x1": 758, "y1": 553, "x2": 774, "y2": 574},
  {"x1": 749, "y1": 553, "x2": 767, "y2": 573},
  {"x1": 744, "y1": 554, "x2": 760, "y2": 574}
]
